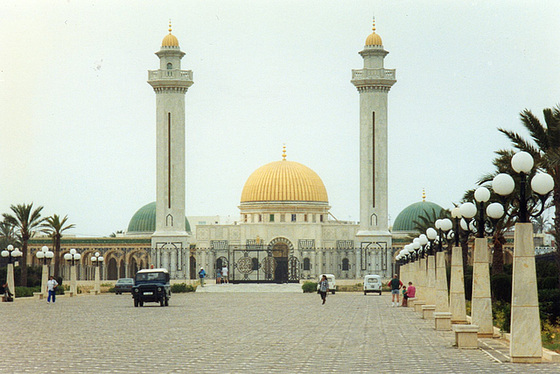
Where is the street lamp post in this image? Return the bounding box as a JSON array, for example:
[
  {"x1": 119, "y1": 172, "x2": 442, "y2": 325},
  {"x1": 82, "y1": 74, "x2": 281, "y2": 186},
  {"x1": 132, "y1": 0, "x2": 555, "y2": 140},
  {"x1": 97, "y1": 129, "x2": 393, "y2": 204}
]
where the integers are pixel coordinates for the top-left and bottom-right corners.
[
  {"x1": 91, "y1": 252, "x2": 104, "y2": 295},
  {"x1": 1, "y1": 245, "x2": 22, "y2": 299},
  {"x1": 64, "y1": 248, "x2": 81, "y2": 297},
  {"x1": 460, "y1": 189, "x2": 505, "y2": 337},
  {"x1": 492, "y1": 151, "x2": 554, "y2": 363},
  {"x1": 36, "y1": 246, "x2": 54, "y2": 298}
]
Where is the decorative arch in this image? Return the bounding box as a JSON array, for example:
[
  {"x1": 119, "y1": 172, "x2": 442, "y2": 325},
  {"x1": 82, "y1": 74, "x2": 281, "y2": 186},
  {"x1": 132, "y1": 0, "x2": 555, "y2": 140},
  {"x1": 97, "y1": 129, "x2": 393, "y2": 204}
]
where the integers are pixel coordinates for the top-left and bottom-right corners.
[{"x1": 107, "y1": 258, "x2": 118, "y2": 280}]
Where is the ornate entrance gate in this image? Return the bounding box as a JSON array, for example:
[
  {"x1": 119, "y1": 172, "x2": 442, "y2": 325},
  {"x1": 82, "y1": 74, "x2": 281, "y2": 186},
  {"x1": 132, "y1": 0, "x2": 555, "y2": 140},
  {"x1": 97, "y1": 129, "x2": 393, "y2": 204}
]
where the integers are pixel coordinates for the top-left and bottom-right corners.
[{"x1": 230, "y1": 238, "x2": 299, "y2": 283}]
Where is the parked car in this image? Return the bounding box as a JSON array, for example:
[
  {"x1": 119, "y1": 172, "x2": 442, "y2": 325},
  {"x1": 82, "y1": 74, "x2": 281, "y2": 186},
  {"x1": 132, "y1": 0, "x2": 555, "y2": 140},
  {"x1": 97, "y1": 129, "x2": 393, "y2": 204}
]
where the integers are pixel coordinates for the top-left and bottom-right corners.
[
  {"x1": 132, "y1": 268, "x2": 171, "y2": 307},
  {"x1": 363, "y1": 274, "x2": 382, "y2": 295},
  {"x1": 317, "y1": 274, "x2": 336, "y2": 294},
  {"x1": 114, "y1": 278, "x2": 134, "y2": 295}
]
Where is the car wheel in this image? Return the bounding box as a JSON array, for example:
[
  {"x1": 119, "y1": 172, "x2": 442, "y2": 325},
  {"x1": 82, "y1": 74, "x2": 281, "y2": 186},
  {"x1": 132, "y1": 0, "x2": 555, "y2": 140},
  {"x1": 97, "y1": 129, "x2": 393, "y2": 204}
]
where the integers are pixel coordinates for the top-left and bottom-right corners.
[
  {"x1": 134, "y1": 299, "x2": 138, "y2": 307},
  {"x1": 364, "y1": 291, "x2": 367, "y2": 295}
]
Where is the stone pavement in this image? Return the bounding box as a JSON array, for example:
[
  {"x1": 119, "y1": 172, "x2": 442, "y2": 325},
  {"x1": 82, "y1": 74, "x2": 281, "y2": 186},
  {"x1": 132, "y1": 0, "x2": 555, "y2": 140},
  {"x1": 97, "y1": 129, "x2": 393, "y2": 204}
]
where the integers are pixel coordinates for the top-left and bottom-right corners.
[{"x1": 2, "y1": 292, "x2": 560, "y2": 373}]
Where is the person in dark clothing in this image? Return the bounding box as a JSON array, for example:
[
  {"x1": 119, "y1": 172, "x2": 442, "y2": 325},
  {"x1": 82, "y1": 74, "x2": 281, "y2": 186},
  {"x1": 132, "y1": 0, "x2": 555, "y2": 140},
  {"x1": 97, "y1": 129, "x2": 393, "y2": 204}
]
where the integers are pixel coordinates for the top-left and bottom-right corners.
[{"x1": 388, "y1": 274, "x2": 403, "y2": 307}]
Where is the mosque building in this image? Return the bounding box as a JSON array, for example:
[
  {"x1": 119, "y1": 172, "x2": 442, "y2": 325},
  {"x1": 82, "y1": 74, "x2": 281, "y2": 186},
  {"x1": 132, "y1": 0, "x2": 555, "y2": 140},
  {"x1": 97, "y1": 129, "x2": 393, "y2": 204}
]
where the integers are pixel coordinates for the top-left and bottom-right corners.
[{"x1": 28, "y1": 21, "x2": 470, "y2": 282}]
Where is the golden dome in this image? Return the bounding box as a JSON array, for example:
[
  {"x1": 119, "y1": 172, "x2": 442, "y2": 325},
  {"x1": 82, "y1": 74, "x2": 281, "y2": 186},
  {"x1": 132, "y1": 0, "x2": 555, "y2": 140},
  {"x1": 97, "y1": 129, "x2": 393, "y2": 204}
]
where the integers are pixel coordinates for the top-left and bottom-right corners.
[
  {"x1": 365, "y1": 18, "x2": 383, "y2": 46},
  {"x1": 241, "y1": 159, "x2": 328, "y2": 203},
  {"x1": 162, "y1": 21, "x2": 179, "y2": 47}
]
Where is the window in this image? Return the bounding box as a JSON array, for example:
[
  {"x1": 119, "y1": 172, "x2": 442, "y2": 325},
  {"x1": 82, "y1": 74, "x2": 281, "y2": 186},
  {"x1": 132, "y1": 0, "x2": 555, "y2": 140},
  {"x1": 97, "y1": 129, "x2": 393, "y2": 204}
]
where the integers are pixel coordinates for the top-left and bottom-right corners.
[
  {"x1": 342, "y1": 258, "x2": 350, "y2": 271},
  {"x1": 291, "y1": 214, "x2": 297, "y2": 222},
  {"x1": 167, "y1": 62, "x2": 173, "y2": 69},
  {"x1": 244, "y1": 214, "x2": 248, "y2": 223},
  {"x1": 303, "y1": 258, "x2": 311, "y2": 271},
  {"x1": 320, "y1": 215, "x2": 324, "y2": 222},
  {"x1": 269, "y1": 214, "x2": 274, "y2": 222},
  {"x1": 304, "y1": 214, "x2": 308, "y2": 222},
  {"x1": 258, "y1": 214, "x2": 262, "y2": 222}
]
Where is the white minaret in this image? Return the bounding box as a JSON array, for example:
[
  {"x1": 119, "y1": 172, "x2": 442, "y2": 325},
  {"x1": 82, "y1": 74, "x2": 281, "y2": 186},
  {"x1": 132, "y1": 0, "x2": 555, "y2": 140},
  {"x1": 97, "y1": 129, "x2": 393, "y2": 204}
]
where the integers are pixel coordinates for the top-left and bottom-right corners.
[
  {"x1": 148, "y1": 23, "x2": 194, "y2": 279},
  {"x1": 351, "y1": 19, "x2": 396, "y2": 277}
]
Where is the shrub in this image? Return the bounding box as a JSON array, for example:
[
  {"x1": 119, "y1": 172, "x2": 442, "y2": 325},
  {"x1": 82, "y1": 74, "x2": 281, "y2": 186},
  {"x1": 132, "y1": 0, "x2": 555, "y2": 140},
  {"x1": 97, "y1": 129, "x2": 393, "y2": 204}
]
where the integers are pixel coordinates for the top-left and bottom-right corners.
[
  {"x1": 302, "y1": 281, "x2": 317, "y2": 293},
  {"x1": 491, "y1": 273, "x2": 511, "y2": 302},
  {"x1": 171, "y1": 283, "x2": 196, "y2": 293},
  {"x1": 493, "y1": 300, "x2": 511, "y2": 333},
  {"x1": 14, "y1": 286, "x2": 41, "y2": 298},
  {"x1": 539, "y1": 289, "x2": 560, "y2": 324},
  {"x1": 108, "y1": 287, "x2": 116, "y2": 293},
  {"x1": 538, "y1": 276, "x2": 558, "y2": 290}
]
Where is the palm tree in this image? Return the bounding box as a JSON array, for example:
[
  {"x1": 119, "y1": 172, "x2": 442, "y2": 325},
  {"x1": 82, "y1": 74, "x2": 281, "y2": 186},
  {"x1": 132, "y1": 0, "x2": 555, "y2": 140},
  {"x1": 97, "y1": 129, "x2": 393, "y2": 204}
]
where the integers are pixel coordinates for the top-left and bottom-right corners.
[
  {"x1": 498, "y1": 105, "x2": 560, "y2": 284},
  {"x1": 0, "y1": 220, "x2": 17, "y2": 249},
  {"x1": 2, "y1": 203, "x2": 45, "y2": 286},
  {"x1": 42, "y1": 214, "x2": 75, "y2": 279}
]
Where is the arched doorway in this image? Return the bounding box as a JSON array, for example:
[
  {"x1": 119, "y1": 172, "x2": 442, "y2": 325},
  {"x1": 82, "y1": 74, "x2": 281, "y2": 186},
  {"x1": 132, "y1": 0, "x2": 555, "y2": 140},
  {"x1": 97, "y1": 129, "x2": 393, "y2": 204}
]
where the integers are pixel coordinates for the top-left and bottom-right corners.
[
  {"x1": 130, "y1": 257, "x2": 139, "y2": 276},
  {"x1": 107, "y1": 258, "x2": 118, "y2": 280},
  {"x1": 119, "y1": 261, "x2": 126, "y2": 278},
  {"x1": 189, "y1": 255, "x2": 197, "y2": 280},
  {"x1": 269, "y1": 238, "x2": 294, "y2": 283}
]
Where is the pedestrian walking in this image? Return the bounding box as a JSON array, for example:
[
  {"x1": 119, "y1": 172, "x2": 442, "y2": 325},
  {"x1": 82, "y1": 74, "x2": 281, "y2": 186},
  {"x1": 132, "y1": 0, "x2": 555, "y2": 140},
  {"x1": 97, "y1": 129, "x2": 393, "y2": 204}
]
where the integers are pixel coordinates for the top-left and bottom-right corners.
[
  {"x1": 221, "y1": 265, "x2": 228, "y2": 283},
  {"x1": 198, "y1": 267, "x2": 206, "y2": 287},
  {"x1": 47, "y1": 276, "x2": 58, "y2": 303},
  {"x1": 388, "y1": 274, "x2": 403, "y2": 307},
  {"x1": 318, "y1": 274, "x2": 329, "y2": 305}
]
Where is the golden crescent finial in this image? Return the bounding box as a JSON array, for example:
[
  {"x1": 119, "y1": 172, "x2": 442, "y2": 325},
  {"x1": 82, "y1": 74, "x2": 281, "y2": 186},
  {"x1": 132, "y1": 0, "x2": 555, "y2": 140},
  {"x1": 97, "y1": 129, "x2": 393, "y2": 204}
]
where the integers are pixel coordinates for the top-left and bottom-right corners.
[
  {"x1": 169, "y1": 19, "x2": 172, "y2": 34},
  {"x1": 282, "y1": 144, "x2": 286, "y2": 160},
  {"x1": 422, "y1": 188, "x2": 426, "y2": 202}
]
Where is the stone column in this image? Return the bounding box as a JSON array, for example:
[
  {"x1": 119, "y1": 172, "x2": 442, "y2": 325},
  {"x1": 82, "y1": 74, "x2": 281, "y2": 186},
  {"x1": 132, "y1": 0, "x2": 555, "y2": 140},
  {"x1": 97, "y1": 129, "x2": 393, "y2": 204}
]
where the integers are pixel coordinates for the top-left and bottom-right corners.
[
  {"x1": 417, "y1": 257, "x2": 426, "y2": 302},
  {"x1": 70, "y1": 265, "x2": 77, "y2": 297},
  {"x1": 435, "y1": 251, "x2": 449, "y2": 312},
  {"x1": 449, "y1": 246, "x2": 467, "y2": 324},
  {"x1": 41, "y1": 263, "x2": 49, "y2": 297},
  {"x1": 7, "y1": 263, "x2": 15, "y2": 300},
  {"x1": 471, "y1": 237, "x2": 493, "y2": 337},
  {"x1": 510, "y1": 223, "x2": 542, "y2": 363},
  {"x1": 94, "y1": 266, "x2": 101, "y2": 294},
  {"x1": 434, "y1": 251, "x2": 452, "y2": 330},
  {"x1": 426, "y1": 255, "x2": 436, "y2": 305}
]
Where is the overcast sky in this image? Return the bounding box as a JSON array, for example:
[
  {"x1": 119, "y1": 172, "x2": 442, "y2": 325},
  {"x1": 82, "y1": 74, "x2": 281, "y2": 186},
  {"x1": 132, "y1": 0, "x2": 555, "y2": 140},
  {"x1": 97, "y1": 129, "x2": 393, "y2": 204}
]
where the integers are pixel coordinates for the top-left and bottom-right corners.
[{"x1": 1, "y1": 0, "x2": 558, "y2": 237}]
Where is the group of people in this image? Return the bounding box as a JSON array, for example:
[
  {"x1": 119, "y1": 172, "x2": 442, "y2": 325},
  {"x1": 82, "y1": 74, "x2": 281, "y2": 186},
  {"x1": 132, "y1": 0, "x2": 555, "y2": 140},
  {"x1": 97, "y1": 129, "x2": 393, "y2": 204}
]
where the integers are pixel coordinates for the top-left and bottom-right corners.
[
  {"x1": 1, "y1": 276, "x2": 58, "y2": 303},
  {"x1": 198, "y1": 265, "x2": 229, "y2": 287},
  {"x1": 388, "y1": 274, "x2": 415, "y2": 307}
]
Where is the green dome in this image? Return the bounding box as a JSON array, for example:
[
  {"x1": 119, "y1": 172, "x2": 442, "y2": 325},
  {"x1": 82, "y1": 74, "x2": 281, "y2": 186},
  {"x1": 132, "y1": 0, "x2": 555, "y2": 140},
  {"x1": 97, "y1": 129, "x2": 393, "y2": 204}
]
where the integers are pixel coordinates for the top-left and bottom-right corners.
[
  {"x1": 392, "y1": 201, "x2": 444, "y2": 232},
  {"x1": 127, "y1": 202, "x2": 191, "y2": 234}
]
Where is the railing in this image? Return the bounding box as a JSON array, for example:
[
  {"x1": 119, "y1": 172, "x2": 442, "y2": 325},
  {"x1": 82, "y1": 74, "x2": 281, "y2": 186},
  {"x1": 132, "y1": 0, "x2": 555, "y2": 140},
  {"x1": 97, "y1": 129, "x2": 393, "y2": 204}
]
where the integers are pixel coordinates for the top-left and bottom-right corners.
[
  {"x1": 351, "y1": 68, "x2": 396, "y2": 80},
  {"x1": 148, "y1": 69, "x2": 193, "y2": 81}
]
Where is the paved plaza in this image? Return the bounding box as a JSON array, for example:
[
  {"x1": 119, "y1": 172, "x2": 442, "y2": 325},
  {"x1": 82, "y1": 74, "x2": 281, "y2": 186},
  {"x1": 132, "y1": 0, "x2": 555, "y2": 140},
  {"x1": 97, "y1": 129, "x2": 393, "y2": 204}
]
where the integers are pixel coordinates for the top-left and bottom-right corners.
[{"x1": 3, "y1": 291, "x2": 560, "y2": 373}]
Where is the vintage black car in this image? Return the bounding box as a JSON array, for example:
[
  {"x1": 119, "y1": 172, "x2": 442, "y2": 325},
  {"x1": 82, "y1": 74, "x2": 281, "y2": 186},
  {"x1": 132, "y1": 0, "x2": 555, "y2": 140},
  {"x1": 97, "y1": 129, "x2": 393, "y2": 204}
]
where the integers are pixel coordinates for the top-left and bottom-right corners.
[
  {"x1": 132, "y1": 268, "x2": 171, "y2": 307},
  {"x1": 114, "y1": 278, "x2": 134, "y2": 295}
]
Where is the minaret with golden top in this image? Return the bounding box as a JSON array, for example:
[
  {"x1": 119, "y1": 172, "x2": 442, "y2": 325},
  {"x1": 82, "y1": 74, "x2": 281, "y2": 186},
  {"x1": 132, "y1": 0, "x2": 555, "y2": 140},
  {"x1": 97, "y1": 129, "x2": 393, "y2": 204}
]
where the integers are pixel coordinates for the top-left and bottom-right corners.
[
  {"x1": 148, "y1": 22, "x2": 194, "y2": 279},
  {"x1": 351, "y1": 18, "x2": 396, "y2": 277}
]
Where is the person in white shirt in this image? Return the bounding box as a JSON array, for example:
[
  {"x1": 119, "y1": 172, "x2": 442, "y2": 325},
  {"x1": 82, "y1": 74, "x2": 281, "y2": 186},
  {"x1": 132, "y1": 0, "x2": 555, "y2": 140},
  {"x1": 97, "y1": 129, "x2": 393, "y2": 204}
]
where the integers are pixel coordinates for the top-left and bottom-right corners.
[
  {"x1": 222, "y1": 265, "x2": 229, "y2": 284},
  {"x1": 47, "y1": 276, "x2": 58, "y2": 303}
]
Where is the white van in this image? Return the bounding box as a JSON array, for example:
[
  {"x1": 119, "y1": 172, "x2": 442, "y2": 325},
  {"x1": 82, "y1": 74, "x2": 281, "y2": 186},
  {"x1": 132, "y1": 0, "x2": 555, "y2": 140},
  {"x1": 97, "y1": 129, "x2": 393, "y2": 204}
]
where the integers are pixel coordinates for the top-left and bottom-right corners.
[
  {"x1": 317, "y1": 274, "x2": 336, "y2": 294},
  {"x1": 363, "y1": 275, "x2": 382, "y2": 295}
]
